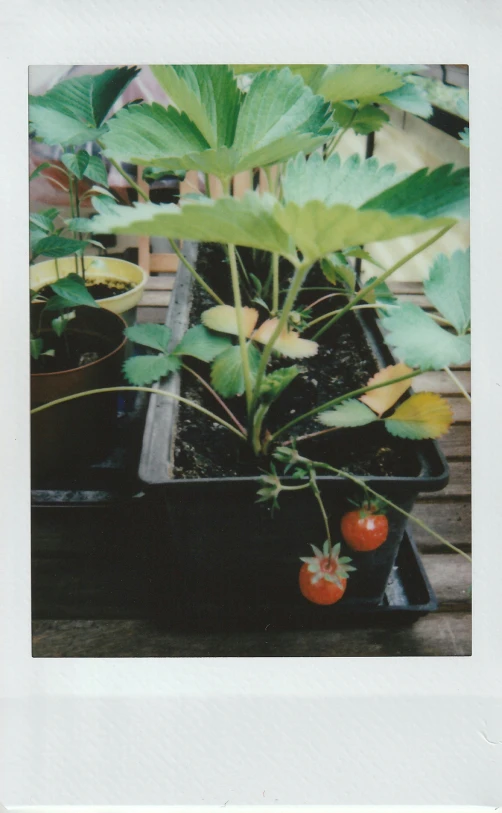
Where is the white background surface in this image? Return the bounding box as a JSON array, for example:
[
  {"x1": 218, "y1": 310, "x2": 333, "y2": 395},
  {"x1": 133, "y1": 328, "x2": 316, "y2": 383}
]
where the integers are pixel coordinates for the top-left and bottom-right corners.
[{"x1": 1, "y1": 0, "x2": 502, "y2": 806}]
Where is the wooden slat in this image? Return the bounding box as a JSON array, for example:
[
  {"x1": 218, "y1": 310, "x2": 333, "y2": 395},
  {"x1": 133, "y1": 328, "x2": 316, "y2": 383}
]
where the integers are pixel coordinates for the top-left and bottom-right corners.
[
  {"x1": 208, "y1": 174, "x2": 224, "y2": 198},
  {"x1": 137, "y1": 306, "x2": 168, "y2": 324},
  {"x1": 31, "y1": 612, "x2": 472, "y2": 657},
  {"x1": 145, "y1": 275, "x2": 176, "y2": 291},
  {"x1": 427, "y1": 461, "x2": 471, "y2": 500},
  {"x1": 179, "y1": 170, "x2": 200, "y2": 198},
  {"x1": 149, "y1": 253, "x2": 178, "y2": 273},
  {"x1": 138, "y1": 291, "x2": 171, "y2": 308},
  {"x1": 233, "y1": 170, "x2": 253, "y2": 198},
  {"x1": 413, "y1": 501, "x2": 471, "y2": 552},
  {"x1": 450, "y1": 397, "x2": 471, "y2": 423},
  {"x1": 421, "y1": 553, "x2": 472, "y2": 610},
  {"x1": 438, "y1": 424, "x2": 470, "y2": 459},
  {"x1": 414, "y1": 370, "x2": 471, "y2": 395}
]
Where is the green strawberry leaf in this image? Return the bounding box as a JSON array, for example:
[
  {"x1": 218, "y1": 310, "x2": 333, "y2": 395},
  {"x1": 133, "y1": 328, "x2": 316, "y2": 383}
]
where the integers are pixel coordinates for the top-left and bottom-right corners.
[
  {"x1": 104, "y1": 66, "x2": 333, "y2": 179},
  {"x1": 321, "y1": 254, "x2": 356, "y2": 290},
  {"x1": 382, "y1": 80, "x2": 433, "y2": 118},
  {"x1": 362, "y1": 164, "x2": 470, "y2": 220},
  {"x1": 380, "y1": 302, "x2": 471, "y2": 369},
  {"x1": 123, "y1": 353, "x2": 181, "y2": 386},
  {"x1": 151, "y1": 64, "x2": 242, "y2": 149},
  {"x1": 211, "y1": 343, "x2": 261, "y2": 398},
  {"x1": 174, "y1": 324, "x2": 233, "y2": 362},
  {"x1": 424, "y1": 249, "x2": 470, "y2": 334},
  {"x1": 259, "y1": 366, "x2": 301, "y2": 404},
  {"x1": 124, "y1": 323, "x2": 172, "y2": 352},
  {"x1": 318, "y1": 399, "x2": 379, "y2": 427},
  {"x1": 317, "y1": 65, "x2": 404, "y2": 103},
  {"x1": 282, "y1": 152, "x2": 404, "y2": 209}
]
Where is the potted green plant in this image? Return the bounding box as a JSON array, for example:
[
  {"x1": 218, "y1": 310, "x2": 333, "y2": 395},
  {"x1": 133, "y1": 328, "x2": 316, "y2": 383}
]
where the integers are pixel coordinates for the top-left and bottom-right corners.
[
  {"x1": 29, "y1": 66, "x2": 148, "y2": 322},
  {"x1": 34, "y1": 65, "x2": 471, "y2": 624}
]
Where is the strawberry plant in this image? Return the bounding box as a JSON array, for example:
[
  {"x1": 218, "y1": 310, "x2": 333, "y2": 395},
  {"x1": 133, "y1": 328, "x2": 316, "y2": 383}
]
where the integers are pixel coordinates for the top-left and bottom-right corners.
[{"x1": 31, "y1": 64, "x2": 472, "y2": 603}]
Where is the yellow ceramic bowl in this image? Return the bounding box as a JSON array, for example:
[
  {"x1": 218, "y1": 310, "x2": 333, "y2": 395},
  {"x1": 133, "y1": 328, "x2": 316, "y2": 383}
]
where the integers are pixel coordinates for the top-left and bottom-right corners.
[{"x1": 30, "y1": 256, "x2": 148, "y2": 315}]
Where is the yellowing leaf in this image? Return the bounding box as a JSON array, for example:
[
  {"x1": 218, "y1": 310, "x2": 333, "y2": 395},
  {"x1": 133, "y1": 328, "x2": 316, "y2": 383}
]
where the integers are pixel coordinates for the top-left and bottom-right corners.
[
  {"x1": 359, "y1": 363, "x2": 414, "y2": 416},
  {"x1": 252, "y1": 318, "x2": 318, "y2": 359},
  {"x1": 201, "y1": 304, "x2": 258, "y2": 337},
  {"x1": 385, "y1": 392, "x2": 453, "y2": 440}
]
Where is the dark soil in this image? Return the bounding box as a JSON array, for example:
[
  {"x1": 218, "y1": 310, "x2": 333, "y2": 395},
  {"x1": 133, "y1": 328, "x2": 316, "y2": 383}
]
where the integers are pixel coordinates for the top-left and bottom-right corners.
[
  {"x1": 37, "y1": 279, "x2": 134, "y2": 302},
  {"x1": 173, "y1": 244, "x2": 421, "y2": 480}
]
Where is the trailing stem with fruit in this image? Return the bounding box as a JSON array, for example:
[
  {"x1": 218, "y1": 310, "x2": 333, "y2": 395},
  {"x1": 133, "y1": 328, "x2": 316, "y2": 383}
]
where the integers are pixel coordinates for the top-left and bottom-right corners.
[{"x1": 30, "y1": 65, "x2": 471, "y2": 600}]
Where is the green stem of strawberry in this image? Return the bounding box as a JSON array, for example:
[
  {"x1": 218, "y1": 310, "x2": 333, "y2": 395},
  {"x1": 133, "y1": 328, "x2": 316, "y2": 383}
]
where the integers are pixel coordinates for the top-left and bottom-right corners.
[
  {"x1": 308, "y1": 468, "x2": 332, "y2": 564},
  {"x1": 299, "y1": 456, "x2": 472, "y2": 563}
]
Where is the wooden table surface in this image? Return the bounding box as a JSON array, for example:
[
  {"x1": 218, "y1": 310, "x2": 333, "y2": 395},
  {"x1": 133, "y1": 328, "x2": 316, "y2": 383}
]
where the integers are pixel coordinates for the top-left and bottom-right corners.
[{"x1": 32, "y1": 268, "x2": 471, "y2": 657}]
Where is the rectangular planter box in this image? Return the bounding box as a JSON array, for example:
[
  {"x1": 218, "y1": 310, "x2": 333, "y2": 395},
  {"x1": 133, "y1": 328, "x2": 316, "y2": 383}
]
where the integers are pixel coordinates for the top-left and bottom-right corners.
[{"x1": 139, "y1": 243, "x2": 449, "y2": 626}]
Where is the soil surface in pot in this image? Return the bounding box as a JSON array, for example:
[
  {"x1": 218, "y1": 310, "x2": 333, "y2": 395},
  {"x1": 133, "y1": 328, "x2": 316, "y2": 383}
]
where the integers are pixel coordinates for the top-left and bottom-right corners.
[
  {"x1": 31, "y1": 329, "x2": 117, "y2": 374},
  {"x1": 173, "y1": 244, "x2": 421, "y2": 479},
  {"x1": 37, "y1": 278, "x2": 134, "y2": 302}
]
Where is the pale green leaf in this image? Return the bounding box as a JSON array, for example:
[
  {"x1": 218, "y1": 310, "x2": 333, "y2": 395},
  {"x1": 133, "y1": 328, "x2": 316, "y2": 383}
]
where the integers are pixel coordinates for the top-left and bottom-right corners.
[
  {"x1": 125, "y1": 323, "x2": 172, "y2": 352},
  {"x1": 211, "y1": 343, "x2": 261, "y2": 398},
  {"x1": 174, "y1": 324, "x2": 233, "y2": 361},
  {"x1": 317, "y1": 65, "x2": 404, "y2": 103},
  {"x1": 385, "y1": 392, "x2": 453, "y2": 440},
  {"x1": 382, "y1": 80, "x2": 433, "y2": 118},
  {"x1": 282, "y1": 152, "x2": 404, "y2": 209},
  {"x1": 61, "y1": 150, "x2": 90, "y2": 179},
  {"x1": 51, "y1": 310, "x2": 76, "y2": 337},
  {"x1": 408, "y1": 75, "x2": 469, "y2": 120},
  {"x1": 231, "y1": 68, "x2": 333, "y2": 172},
  {"x1": 275, "y1": 200, "x2": 455, "y2": 261},
  {"x1": 91, "y1": 195, "x2": 294, "y2": 257},
  {"x1": 30, "y1": 337, "x2": 44, "y2": 360},
  {"x1": 424, "y1": 249, "x2": 470, "y2": 334},
  {"x1": 65, "y1": 217, "x2": 95, "y2": 233},
  {"x1": 231, "y1": 64, "x2": 327, "y2": 92},
  {"x1": 102, "y1": 102, "x2": 211, "y2": 172},
  {"x1": 380, "y1": 302, "x2": 471, "y2": 369},
  {"x1": 84, "y1": 154, "x2": 109, "y2": 186},
  {"x1": 459, "y1": 127, "x2": 470, "y2": 148},
  {"x1": 318, "y1": 399, "x2": 379, "y2": 427},
  {"x1": 123, "y1": 353, "x2": 181, "y2": 386},
  {"x1": 29, "y1": 162, "x2": 52, "y2": 181},
  {"x1": 151, "y1": 64, "x2": 242, "y2": 148},
  {"x1": 28, "y1": 106, "x2": 106, "y2": 147}
]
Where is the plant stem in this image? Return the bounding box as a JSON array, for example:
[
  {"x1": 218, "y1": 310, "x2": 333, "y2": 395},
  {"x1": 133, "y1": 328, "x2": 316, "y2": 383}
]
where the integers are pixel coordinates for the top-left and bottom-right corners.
[
  {"x1": 182, "y1": 363, "x2": 247, "y2": 435},
  {"x1": 312, "y1": 225, "x2": 454, "y2": 340},
  {"x1": 54, "y1": 258, "x2": 61, "y2": 280},
  {"x1": 168, "y1": 238, "x2": 223, "y2": 305},
  {"x1": 309, "y1": 469, "x2": 332, "y2": 562},
  {"x1": 104, "y1": 154, "x2": 150, "y2": 202},
  {"x1": 31, "y1": 386, "x2": 247, "y2": 441},
  {"x1": 228, "y1": 242, "x2": 254, "y2": 412},
  {"x1": 271, "y1": 252, "x2": 279, "y2": 314},
  {"x1": 266, "y1": 369, "x2": 422, "y2": 449},
  {"x1": 305, "y1": 292, "x2": 345, "y2": 311},
  {"x1": 444, "y1": 366, "x2": 471, "y2": 402},
  {"x1": 308, "y1": 302, "x2": 391, "y2": 329},
  {"x1": 283, "y1": 425, "x2": 340, "y2": 446},
  {"x1": 252, "y1": 403, "x2": 269, "y2": 455},
  {"x1": 251, "y1": 258, "x2": 311, "y2": 414},
  {"x1": 304, "y1": 458, "x2": 472, "y2": 562}
]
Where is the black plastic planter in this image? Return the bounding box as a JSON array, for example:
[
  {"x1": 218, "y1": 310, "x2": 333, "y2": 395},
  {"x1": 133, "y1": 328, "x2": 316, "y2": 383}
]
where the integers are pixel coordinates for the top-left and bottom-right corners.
[{"x1": 138, "y1": 243, "x2": 449, "y2": 626}]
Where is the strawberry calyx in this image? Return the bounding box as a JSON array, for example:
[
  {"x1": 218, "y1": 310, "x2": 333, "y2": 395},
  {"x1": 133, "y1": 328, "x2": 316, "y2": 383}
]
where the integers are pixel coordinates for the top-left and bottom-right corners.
[{"x1": 300, "y1": 541, "x2": 356, "y2": 589}]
